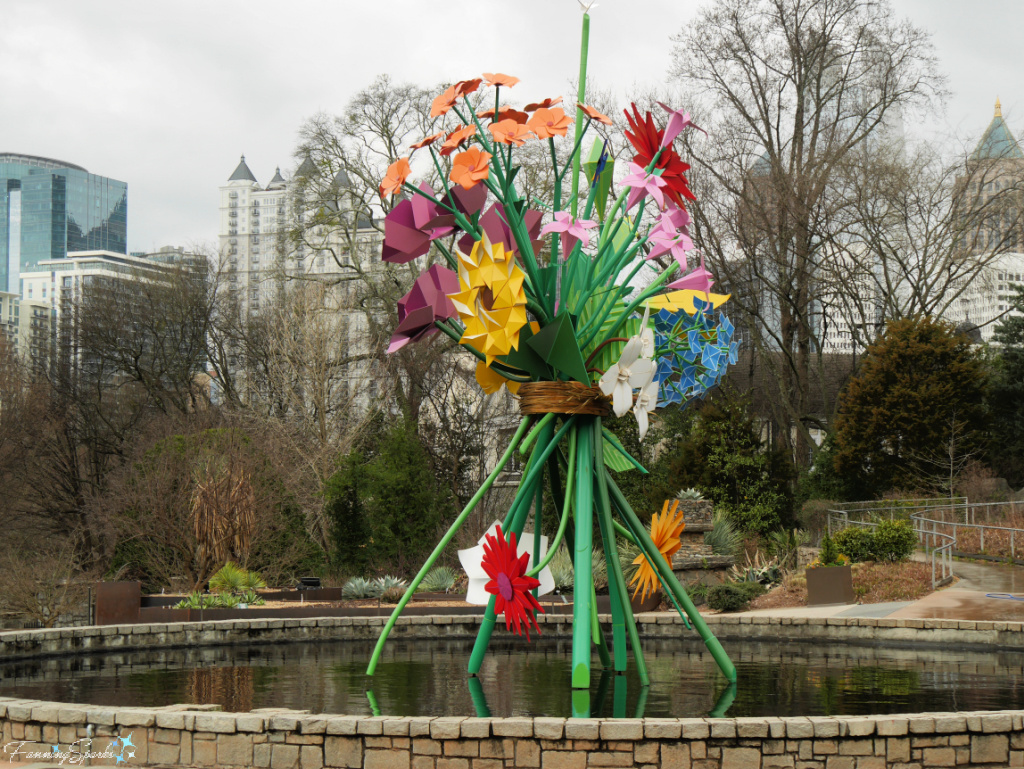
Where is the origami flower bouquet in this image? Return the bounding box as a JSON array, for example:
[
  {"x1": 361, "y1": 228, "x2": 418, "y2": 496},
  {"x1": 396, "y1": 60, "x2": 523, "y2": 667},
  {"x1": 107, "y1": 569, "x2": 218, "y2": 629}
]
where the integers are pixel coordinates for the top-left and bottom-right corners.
[{"x1": 367, "y1": 11, "x2": 738, "y2": 697}]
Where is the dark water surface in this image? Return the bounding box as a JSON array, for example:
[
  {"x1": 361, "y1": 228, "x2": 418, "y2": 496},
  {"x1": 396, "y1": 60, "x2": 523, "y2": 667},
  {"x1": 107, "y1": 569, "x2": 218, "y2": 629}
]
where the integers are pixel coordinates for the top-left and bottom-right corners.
[{"x1": 2, "y1": 638, "x2": 1022, "y2": 719}]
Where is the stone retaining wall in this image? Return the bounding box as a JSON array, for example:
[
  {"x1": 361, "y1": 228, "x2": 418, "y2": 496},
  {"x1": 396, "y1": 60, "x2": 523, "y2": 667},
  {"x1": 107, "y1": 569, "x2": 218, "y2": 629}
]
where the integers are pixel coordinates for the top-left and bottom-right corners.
[
  {"x1": 2, "y1": 698, "x2": 1022, "y2": 768},
  {"x1": 3, "y1": 613, "x2": 1024, "y2": 662},
  {"x1": 2, "y1": 616, "x2": 1024, "y2": 767}
]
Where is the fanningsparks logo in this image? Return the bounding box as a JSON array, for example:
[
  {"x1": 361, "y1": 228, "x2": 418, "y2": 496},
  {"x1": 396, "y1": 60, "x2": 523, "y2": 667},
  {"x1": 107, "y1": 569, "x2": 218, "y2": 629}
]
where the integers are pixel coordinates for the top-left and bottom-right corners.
[{"x1": 4, "y1": 731, "x2": 135, "y2": 765}]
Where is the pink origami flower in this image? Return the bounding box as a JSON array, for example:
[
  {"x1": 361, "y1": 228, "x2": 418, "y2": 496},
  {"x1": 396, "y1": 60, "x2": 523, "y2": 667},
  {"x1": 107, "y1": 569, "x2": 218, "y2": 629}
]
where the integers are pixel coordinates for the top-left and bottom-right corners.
[
  {"x1": 667, "y1": 254, "x2": 715, "y2": 294},
  {"x1": 381, "y1": 198, "x2": 431, "y2": 263},
  {"x1": 657, "y1": 102, "x2": 706, "y2": 149},
  {"x1": 387, "y1": 264, "x2": 460, "y2": 353},
  {"x1": 646, "y1": 225, "x2": 694, "y2": 270},
  {"x1": 621, "y1": 162, "x2": 668, "y2": 211},
  {"x1": 540, "y1": 211, "x2": 598, "y2": 255}
]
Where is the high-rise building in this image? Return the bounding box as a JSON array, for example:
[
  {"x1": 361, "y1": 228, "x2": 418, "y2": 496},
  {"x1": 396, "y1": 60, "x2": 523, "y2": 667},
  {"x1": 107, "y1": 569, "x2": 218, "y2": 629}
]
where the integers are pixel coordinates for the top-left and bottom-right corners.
[{"x1": 0, "y1": 153, "x2": 127, "y2": 293}]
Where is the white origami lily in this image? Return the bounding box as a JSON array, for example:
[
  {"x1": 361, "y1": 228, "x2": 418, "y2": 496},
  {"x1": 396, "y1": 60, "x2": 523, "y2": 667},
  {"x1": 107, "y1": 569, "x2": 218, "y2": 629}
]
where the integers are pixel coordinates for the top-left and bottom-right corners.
[
  {"x1": 633, "y1": 369, "x2": 659, "y2": 443},
  {"x1": 599, "y1": 306, "x2": 655, "y2": 417},
  {"x1": 458, "y1": 520, "x2": 555, "y2": 605}
]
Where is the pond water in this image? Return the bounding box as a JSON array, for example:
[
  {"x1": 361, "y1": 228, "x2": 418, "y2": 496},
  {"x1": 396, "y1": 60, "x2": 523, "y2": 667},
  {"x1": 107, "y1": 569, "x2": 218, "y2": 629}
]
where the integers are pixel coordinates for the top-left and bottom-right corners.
[{"x1": 2, "y1": 638, "x2": 1022, "y2": 719}]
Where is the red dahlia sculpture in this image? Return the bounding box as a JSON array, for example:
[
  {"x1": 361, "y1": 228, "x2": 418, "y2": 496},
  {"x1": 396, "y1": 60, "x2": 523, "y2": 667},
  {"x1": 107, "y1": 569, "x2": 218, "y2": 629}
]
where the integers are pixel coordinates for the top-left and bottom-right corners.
[
  {"x1": 481, "y1": 525, "x2": 545, "y2": 640},
  {"x1": 623, "y1": 103, "x2": 697, "y2": 211}
]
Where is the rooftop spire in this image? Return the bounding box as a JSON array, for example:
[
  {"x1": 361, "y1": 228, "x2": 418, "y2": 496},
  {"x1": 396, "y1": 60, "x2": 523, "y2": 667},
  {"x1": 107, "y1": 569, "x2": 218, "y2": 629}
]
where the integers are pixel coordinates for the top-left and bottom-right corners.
[
  {"x1": 228, "y1": 154, "x2": 258, "y2": 183},
  {"x1": 996, "y1": 96, "x2": 1002, "y2": 118}
]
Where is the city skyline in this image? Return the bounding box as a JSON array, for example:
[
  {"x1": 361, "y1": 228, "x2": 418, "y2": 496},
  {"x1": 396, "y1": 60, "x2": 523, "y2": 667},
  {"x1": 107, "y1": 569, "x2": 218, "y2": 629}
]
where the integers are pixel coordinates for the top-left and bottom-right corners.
[{"x1": 2, "y1": 0, "x2": 1022, "y2": 254}]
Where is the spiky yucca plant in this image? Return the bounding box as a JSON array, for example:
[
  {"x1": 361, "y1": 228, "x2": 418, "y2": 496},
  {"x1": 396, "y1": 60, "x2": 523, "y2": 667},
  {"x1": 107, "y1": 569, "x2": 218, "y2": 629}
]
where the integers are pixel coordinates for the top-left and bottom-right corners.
[{"x1": 417, "y1": 566, "x2": 459, "y2": 593}]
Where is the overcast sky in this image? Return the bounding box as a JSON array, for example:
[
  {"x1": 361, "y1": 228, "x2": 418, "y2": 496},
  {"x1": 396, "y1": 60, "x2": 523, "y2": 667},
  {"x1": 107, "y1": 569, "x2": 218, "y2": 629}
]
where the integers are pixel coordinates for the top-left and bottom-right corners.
[{"x1": 2, "y1": 0, "x2": 1021, "y2": 254}]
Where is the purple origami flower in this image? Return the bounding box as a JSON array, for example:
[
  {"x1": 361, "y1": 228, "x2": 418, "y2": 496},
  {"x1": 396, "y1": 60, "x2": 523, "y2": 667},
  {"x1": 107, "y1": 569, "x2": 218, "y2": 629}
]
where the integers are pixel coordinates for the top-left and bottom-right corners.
[
  {"x1": 387, "y1": 264, "x2": 460, "y2": 353},
  {"x1": 381, "y1": 198, "x2": 431, "y2": 263},
  {"x1": 621, "y1": 162, "x2": 668, "y2": 211},
  {"x1": 540, "y1": 211, "x2": 598, "y2": 255},
  {"x1": 657, "y1": 102, "x2": 706, "y2": 149},
  {"x1": 411, "y1": 182, "x2": 455, "y2": 239}
]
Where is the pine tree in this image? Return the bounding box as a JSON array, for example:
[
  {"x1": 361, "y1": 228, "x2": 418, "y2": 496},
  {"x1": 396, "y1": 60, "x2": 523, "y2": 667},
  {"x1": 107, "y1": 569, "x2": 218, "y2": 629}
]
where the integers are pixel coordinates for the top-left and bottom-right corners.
[
  {"x1": 989, "y1": 286, "x2": 1024, "y2": 486},
  {"x1": 833, "y1": 316, "x2": 988, "y2": 498}
]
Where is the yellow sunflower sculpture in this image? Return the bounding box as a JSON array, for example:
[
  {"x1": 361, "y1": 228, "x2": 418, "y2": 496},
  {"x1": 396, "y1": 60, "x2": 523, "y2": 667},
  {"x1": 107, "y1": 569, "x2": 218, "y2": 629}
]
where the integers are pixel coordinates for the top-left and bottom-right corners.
[
  {"x1": 448, "y1": 233, "x2": 528, "y2": 364},
  {"x1": 629, "y1": 499, "x2": 686, "y2": 603}
]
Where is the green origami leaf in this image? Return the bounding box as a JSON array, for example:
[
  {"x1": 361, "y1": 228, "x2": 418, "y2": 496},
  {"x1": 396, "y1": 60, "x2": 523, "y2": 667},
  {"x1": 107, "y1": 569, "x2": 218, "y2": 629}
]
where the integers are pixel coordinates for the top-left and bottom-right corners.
[
  {"x1": 505, "y1": 322, "x2": 552, "y2": 380},
  {"x1": 582, "y1": 139, "x2": 615, "y2": 221},
  {"x1": 579, "y1": 293, "x2": 641, "y2": 375},
  {"x1": 526, "y1": 312, "x2": 590, "y2": 384},
  {"x1": 602, "y1": 429, "x2": 648, "y2": 474}
]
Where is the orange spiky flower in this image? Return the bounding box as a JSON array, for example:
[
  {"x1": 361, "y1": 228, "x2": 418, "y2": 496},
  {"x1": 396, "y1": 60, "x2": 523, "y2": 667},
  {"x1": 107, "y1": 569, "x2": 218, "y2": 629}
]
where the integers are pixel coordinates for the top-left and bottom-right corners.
[{"x1": 629, "y1": 499, "x2": 686, "y2": 603}]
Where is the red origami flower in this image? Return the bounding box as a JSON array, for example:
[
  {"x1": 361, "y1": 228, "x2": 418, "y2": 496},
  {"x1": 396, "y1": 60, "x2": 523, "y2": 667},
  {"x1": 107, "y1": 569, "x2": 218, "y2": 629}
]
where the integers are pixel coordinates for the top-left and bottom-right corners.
[
  {"x1": 482, "y1": 525, "x2": 544, "y2": 639},
  {"x1": 623, "y1": 103, "x2": 696, "y2": 210}
]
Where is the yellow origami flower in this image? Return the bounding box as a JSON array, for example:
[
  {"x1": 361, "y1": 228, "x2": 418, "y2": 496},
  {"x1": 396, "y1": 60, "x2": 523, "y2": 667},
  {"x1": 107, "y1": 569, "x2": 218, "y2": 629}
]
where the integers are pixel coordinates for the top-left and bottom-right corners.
[
  {"x1": 475, "y1": 361, "x2": 522, "y2": 395},
  {"x1": 629, "y1": 499, "x2": 686, "y2": 603},
  {"x1": 448, "y1": 233, "x2": 528, "y2": 364}
]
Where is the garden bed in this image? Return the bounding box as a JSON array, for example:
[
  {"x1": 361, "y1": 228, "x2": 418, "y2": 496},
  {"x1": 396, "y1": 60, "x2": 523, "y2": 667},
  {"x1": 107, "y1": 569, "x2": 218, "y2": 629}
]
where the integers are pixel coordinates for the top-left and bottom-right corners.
[{"x1": 748, "y1": 560, "x2": 940, "y2": 610}]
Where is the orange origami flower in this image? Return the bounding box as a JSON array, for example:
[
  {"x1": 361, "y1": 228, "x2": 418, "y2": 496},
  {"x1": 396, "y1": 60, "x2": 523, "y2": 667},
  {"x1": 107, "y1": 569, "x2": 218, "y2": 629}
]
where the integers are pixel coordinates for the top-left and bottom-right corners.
[
  {"x1": 578, "y1": 103, "x2": 613, "y2": 125},
  {"x1": 431, "y1": 84, "x2": 460, "y2": 117},
  {"x1": 483, "y1": 72, "x2": 520, "y2": 88},
  {"x1": 450, "y1": 147, "x2": 492, "y2": 190},
  {"x1": 456, "y1": 78, "x2": 483, "y2": 97},
  {"x1": 439, "y1": 125, "x2": 477, "y2": 157},
  {"x1": 477, "y1": 106, "x2": 529, "y2": 125},
  {"x1": 525, "y1": 97, "x2": 563, "y2": 111},
  {"x1": 410, "y1": 132, "x2": 444, "y2": 150},
  {"x1": 629, "y1": 500, "x2": 686, "y2": 603},
  {"x1": 489, "y1": 119, "x2": 534, "y2": 147},
  {"x1": 379, "y1": 157, "x2": 411, "y2": 198},
  {"x1": 527, "y1": 107, "x2": 572, "y2": 139}
]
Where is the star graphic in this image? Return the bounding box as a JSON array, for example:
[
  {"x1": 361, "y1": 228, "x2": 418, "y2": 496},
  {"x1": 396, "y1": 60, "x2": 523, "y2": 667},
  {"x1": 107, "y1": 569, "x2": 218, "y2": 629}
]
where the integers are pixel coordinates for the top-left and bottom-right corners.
[
  {"x1": 121, "y1": 734, "x2": 135, "y2": 749},
  {"x1": 52, "y1": 745, "x2": 60, "y2": 753}
]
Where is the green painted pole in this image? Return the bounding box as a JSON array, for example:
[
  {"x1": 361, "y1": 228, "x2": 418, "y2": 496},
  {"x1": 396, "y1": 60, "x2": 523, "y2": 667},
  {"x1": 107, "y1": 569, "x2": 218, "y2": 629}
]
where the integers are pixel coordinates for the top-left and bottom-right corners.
[
  {"x1": 467, "y1": 677, "x2": 492, "y2": 717},
  {"x1": 365, "y1": 690, "x2": 381, "y2": 717},
  {"x1": 468, "y1": 420, "x2": 554, "y2": 675},
  {"x1": 709, "y1": 682, "x2": 737, "y2": 718},
  {"x1": 590, "y1": 580, "x2": 612, "y2": 670},
  {"x1": 634, "y1": 685, "x2": 650, "y2": 719},
  {"x1": 527, "y1": 428, "x2": 576, "y2": 577},
  {"x1": 532, "y1": 471, "x2": 543, "y2": 599},
  {"x1": 605, "y1": 470, "x2": 737, "y2": 683},
  {"x1": 366, "y1": 416, "x2": 534, "y2": 676},
  {"x1": 571, "y1": 417, "x2": 594, "y2": 689},
  {"x1": 593, "y1": 421, "x2": 649, "y2": 685},
  {"x1": 613, "y1": 673, "x2": 627, "y2": 718},
  {"x1": 569, "y1": 12, "x2": 591, "y2": 216},
  {"x1": 593, "y1": 482, "x2": 629, "y2": 674}
]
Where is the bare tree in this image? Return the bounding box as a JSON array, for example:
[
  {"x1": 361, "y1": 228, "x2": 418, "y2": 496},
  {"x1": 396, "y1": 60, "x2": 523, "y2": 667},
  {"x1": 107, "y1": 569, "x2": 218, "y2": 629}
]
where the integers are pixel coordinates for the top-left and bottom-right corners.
[{"x1": 671, "y1": 0, "x2": 944, "y2": 465}]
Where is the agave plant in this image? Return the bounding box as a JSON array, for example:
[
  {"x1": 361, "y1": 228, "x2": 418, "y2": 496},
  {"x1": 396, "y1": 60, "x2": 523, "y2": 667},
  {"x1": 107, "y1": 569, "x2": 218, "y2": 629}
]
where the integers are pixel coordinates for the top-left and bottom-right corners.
[
  {"x1": 342, "y1": 577, "x2": 381, "y2": 600},
  {"x1": 548, "y1": 545, "x2": 574, "y2": 593},
  {"x1": 729, "y1": 552, "x2": 782, "y2": 586},
  {"x1": 375, "y1": 575, "x2": 408, "y2": 593},
  {"x1": 380, "y1": 586, "x2": 407, "y2": 604},
  {"x1": 705, "y1": 510, "x2": 742, "y2": 558},
  {"x1": 676, "y1": 488, "x2": 704, "y2": 500},
  {"x1": 239, "y1": 590, "x2": 265, "y2": 606},
  {"x1": 417, "y1": 566, "x2": 459, "y2": 593}
]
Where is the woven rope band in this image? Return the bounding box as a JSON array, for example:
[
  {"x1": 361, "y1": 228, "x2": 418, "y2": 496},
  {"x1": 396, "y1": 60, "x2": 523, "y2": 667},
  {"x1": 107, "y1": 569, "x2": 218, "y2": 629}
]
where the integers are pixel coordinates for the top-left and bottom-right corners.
[{"x1": 518, "y1": 381, "x2": 612, "y2": 417}]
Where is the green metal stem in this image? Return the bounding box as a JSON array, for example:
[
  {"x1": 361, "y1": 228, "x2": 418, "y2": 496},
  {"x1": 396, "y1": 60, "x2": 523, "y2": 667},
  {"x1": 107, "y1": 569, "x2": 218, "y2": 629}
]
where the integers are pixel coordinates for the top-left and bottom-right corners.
[
  {"x1": 594, "y1": 419, "x2": 648, "y2": 684},
  {"x1": 605, "y1": 470, "x2": 737, "y2": 683},
  {"x1": 570, "y1": 417, "x2": 595, "y2": 689},
  {"x1": 468, "y1": 417, "x2": 577, "y2": 675},
  {"x1": 532, "y1": 472, "x2": 543, "y2": 599},
  {"x1": 527, "y1": 426, "x2": 576, "y2": 577},
  {"x1": 569, "y1": 12, "x2": 591, "y2": 216},
  {"x1": 468, "y1": 676, "x2": 492, "y2": 717},
  {"x1": 590, "y1": 580, "x2": 612, "y2": 670},
  {"x1": 365, "y1": 416, "x2": 534, "y2": 675}
]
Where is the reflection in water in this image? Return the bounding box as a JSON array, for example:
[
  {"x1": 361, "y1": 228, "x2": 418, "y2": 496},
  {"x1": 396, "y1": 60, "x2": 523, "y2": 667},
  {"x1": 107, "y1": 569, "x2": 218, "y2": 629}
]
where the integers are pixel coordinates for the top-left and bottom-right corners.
[{"x1": 1, "y1": 638, "x2": 1022, "y2": 719}]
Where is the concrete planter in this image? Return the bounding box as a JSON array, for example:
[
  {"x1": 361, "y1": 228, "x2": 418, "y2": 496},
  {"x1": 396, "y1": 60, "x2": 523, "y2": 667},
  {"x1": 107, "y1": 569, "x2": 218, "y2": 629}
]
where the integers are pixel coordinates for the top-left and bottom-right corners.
[{"x1": 806, "y1": 564, "x2": 854, "y2": 606}]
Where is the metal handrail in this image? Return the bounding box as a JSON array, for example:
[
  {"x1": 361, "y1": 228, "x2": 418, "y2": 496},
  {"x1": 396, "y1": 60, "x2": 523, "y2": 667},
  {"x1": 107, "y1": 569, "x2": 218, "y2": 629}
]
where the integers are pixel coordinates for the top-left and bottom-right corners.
[{"x1": 827, "y1": 498, "x2": 1024, "y2": 589}]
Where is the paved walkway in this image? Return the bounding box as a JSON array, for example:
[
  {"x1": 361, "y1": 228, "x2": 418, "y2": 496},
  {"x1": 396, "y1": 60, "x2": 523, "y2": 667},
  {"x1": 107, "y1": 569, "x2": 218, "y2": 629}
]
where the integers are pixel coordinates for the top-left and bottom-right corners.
[{"x1": 731, "y1": 557, "x2": 1024, "y2": 622}]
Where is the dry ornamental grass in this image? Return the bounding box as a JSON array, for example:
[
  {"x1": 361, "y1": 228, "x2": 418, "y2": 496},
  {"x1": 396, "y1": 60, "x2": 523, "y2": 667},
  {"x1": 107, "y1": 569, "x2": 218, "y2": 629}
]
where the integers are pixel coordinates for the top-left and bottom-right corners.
[{"x1": 749, "y1": 560, "x2": 936, "y2": 610}]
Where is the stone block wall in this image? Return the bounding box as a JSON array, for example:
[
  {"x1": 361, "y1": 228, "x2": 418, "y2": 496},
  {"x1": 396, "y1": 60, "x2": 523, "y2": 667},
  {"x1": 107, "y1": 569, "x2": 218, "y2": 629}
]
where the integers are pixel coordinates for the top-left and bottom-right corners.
[{"x1": 1, "y1": 698, "x2": 1022, "y2": 768}]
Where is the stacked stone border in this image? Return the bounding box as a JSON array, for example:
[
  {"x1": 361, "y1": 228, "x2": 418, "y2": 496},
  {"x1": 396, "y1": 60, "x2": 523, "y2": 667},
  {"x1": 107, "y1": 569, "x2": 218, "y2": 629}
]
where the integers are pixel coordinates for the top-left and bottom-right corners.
[
  {"x1": 1, "y1": 615, "x2": 1023, "y2": 767},
  {"x1": 4, "y1": 614, "x2": 1024, "y2": 661},
  {"x1": 2, "y1": 699, "x2": 1022, "y2": 768}
]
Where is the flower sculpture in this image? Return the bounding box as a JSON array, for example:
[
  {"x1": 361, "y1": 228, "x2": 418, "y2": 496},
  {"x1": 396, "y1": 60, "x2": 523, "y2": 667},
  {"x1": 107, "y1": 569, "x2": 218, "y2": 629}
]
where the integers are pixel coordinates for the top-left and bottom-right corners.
[
  {"x1": 366, "y1": 8, "x2": 740, "y2": 695},
  {"x1": 629, "y1": 500, "x2": 686, "y2": 603}
]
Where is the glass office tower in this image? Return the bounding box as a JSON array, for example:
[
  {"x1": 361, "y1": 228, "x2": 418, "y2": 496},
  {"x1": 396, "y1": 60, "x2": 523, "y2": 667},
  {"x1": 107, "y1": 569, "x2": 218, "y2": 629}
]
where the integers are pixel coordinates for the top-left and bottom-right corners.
[{"x1": 0, "y1": 153, "x2": 127, "y2": 293}]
